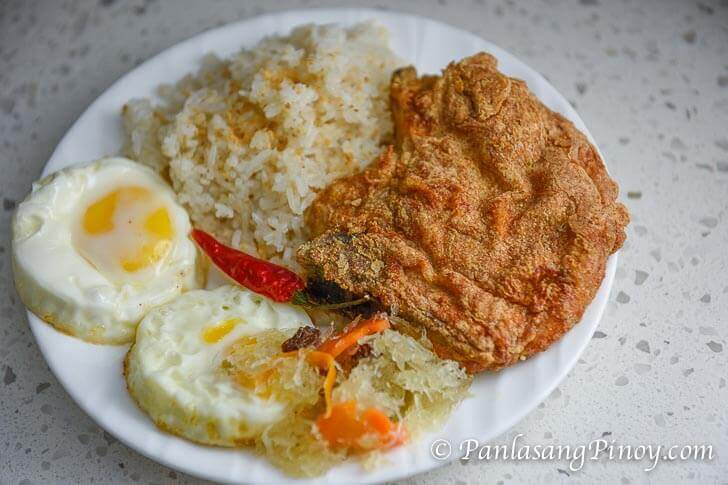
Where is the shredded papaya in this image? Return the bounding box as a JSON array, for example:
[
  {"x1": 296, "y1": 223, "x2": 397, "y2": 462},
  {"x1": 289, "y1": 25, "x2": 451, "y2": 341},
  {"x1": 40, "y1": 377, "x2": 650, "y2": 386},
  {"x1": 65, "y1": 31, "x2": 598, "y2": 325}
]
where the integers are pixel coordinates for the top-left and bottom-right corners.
[
  {"x1": 276, "y1": 316, "x2": 392, "y2": 443},
  {"x1": 318, "y1": 315, "x2": 390, "y2": 358},
  {"x1": 316, "y1": 401, "x2": 407, "y2": 452},
  {"x1": 233, "y1": 367, "x2": 277, "y2": 398},
  {"x1": 281, "y1": 350, "x2": 337, "y2": 418},
  {"x1": 305, "y1": 351, "x2": 337, "y2": 418}
]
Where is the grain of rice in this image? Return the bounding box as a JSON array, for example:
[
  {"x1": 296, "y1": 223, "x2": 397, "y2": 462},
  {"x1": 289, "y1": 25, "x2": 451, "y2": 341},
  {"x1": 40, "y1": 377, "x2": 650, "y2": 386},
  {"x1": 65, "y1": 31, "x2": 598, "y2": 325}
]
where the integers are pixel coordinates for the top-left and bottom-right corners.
[{"x1": 122, "y1": 22, "x2": 401, "y2": 269}]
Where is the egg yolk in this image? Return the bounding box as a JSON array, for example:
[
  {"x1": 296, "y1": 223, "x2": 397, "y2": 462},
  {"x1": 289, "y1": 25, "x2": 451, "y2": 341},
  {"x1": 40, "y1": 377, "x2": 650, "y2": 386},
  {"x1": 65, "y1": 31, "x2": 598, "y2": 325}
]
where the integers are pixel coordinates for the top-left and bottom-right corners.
[
  {"x1": 120, "y1": 208, "x2": 174, "y2": 272},
  {"x1": 74, "y1": 186, "x2": 175, "y2": 283},
  {"x1": 201, "y1": 318, "x2": 241, "y2": 343}
]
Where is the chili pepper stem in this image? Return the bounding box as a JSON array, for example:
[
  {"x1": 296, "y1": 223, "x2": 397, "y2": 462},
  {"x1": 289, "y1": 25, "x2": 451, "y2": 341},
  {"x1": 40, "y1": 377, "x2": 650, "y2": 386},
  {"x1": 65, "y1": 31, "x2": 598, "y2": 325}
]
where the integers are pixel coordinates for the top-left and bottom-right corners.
[
  {"x1": 291, "y1": 291, "x2": 370, "y2": 310},
  {"x1": 191, "y1": 229, "x2": 372, "y2": 309}
]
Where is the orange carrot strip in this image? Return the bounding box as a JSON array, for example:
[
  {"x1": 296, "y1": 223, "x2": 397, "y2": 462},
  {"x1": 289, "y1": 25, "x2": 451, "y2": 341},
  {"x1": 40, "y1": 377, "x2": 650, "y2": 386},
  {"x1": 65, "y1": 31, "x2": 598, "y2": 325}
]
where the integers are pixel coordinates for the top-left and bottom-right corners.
[
  {"x1": 316, "y1": 401, "x2": 363, "y2": 449},
  {"x1": 280, "y1": 350, "x2": 336, "y2": 418},
  {"x1": 318, "y1": 316, "x2": 390, "y2": 358},
  {"x1": 305, "y1": 351, "x2": 337, "y2": 418},
  {"x1": 362, "y1": 408, "x2": 407, "y2": 447},
  {"x1": 277, "y1": 315, "x2": 389, "y2": 422},
  {"x1": 316, "y1": 401, "x2": 407, "y2": 452}
]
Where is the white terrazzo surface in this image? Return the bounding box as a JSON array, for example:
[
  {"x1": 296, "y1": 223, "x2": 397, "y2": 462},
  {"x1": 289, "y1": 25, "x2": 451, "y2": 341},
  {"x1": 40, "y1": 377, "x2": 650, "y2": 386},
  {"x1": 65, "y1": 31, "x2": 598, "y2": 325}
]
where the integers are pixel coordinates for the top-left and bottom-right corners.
[{"x1": 1, "y1": 0, "x2": 726, "y2": 484}]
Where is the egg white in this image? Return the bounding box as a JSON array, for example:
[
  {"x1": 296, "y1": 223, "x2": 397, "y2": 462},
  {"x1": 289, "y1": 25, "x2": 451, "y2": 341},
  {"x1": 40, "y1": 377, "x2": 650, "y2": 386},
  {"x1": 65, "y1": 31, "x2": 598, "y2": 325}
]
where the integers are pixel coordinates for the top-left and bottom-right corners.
[
  {"x1": 12, "y1": 157, "x2": 203, "y2": 344},
  {"x1": 125, "y1": 285, "x2": 312, "y2": 446}
]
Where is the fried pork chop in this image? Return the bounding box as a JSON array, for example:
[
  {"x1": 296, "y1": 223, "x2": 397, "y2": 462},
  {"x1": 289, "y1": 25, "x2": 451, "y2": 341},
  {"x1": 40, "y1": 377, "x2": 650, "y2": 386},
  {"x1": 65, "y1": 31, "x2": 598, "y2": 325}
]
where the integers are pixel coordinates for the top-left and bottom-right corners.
[{"x1": 297, "y1": 53, "x2": 629, "y2": 373}]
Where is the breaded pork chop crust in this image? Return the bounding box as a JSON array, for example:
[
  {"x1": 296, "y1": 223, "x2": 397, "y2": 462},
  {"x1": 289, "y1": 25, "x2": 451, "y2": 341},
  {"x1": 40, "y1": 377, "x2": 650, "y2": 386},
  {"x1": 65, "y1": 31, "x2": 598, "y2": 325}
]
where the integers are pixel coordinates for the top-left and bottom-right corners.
[{"x1": 298, "y1": 53, "x2": 629, "y2": 373}]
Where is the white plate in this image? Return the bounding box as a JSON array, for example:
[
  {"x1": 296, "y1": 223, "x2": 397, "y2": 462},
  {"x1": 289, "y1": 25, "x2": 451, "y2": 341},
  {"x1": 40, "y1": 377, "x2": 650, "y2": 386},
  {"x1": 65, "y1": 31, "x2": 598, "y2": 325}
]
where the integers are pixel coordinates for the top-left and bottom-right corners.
[{"x1": 29, "y1": 7, "x2": 618, "y2": 484}]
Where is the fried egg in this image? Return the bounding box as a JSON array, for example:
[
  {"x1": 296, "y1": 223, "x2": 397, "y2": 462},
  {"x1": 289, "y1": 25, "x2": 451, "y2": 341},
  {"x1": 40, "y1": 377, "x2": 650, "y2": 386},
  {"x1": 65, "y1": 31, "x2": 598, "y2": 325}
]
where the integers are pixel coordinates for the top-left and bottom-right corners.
[
  {"x1": 12, "y1": 157, "x2": 202, "y2": 344},
  {"x1": 125, "y1": 285, "x2": 312, "y2": 446}
]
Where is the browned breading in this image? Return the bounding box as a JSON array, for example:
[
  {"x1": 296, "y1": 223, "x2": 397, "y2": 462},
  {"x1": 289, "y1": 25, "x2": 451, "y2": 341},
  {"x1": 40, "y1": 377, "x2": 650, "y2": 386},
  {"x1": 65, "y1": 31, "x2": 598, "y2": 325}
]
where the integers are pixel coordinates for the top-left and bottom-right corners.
[{"x1": 297, "y1": 53, "x2": 629, "y2": 373}]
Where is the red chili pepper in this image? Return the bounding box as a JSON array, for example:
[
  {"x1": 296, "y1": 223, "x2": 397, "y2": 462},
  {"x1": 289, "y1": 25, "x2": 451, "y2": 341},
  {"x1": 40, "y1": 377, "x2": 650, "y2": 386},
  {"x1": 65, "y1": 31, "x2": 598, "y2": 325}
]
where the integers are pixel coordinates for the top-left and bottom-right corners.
[
  {"x1": 191, "y1": 229, "x2": 305, "y2": 303},
  {"x1": 191, "y1": 229, "x2": 369, "y2": 308}
]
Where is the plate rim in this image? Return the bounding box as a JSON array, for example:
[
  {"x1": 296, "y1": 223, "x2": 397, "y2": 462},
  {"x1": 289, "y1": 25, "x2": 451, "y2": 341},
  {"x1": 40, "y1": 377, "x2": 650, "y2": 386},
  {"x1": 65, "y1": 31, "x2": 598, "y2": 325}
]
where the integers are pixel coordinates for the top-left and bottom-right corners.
[{"x1": 26, "y1": 6, "x2": 619, "y2": 484}]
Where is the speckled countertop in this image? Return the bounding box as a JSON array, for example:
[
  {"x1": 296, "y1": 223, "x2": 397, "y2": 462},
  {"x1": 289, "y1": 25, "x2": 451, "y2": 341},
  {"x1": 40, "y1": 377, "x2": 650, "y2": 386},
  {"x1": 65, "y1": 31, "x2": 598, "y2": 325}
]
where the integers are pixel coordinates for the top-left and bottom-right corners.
[{"x1": 1, "y1": 0, "x2": 726, "y2": 484}]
